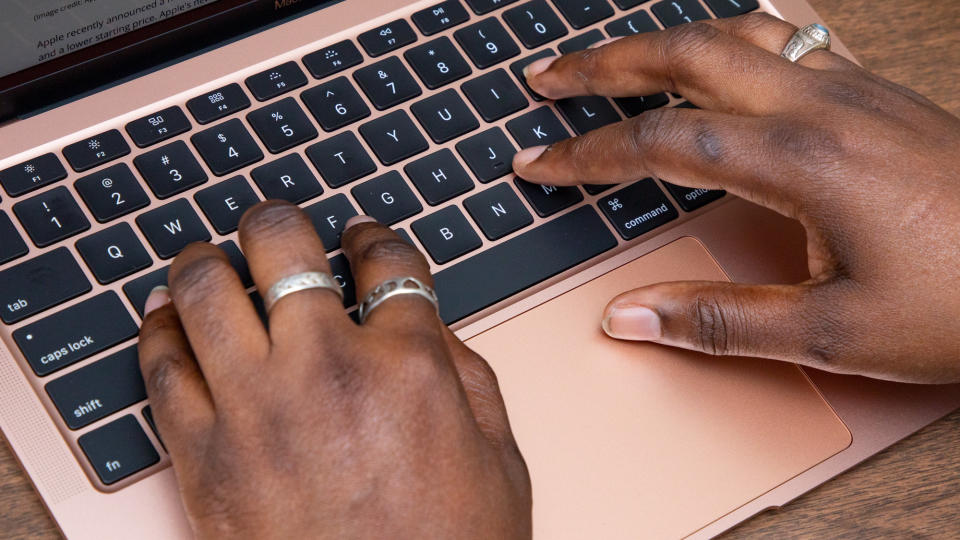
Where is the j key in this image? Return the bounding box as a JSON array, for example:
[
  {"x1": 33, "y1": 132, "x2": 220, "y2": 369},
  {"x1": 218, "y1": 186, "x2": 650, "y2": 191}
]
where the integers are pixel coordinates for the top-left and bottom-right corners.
[
  {"x1": 605, "y1": 10, "x2": 660, "y2": 36},
  {"x1": 509, "y1": 49, "x2": 557, "y2": 100},
  {"x1": 123, "y1": 266, "x2": 170, "y2": 317},
  {"x1": 78, "y1": 415, "x2": 160, "y2": 485},
  {"x1": 195, "y1": 175, "x2": 261, "y2": 234},
  {"x1": 359, "y1": 110, "x2": 430, "y2": 165},
  {"x1": 506, "y1": 106, "x2": 571, "y2": 148},
  {"x1": 76, "y1": 223, "x2": 152, "y2": 284},
  {"x1": 304, "y1": 194, "x2": 358, "y2": 251},
  {"x1": 599, "y1": 178, "x2": 678, "y2": 239},
  {"x1": 461, "y1": 69, "x2": 528, "y2": 122},
  {"x1": 552, "y1": 0, "x2": 614, "y2": 28},
  {"x1": 0, "y1": 247, "x2": 91, "y2": 324},
  {"x1": 405, "y1": 37, "x2": 473, "y2": 90},
  {"x1": 46, "y1": 346, "x2": 145, "y2": 429},
  {"x1": 191, "y1": 119, "x2": 264, "y2": 176},
  {"x1": 247, "y1": 97, "x2": 319, "y2": 153},
  {"x1": 245, "y1": 61, "x2": 308, "y2": 101},
  {"x1": 556, "y1": 96, "x2": 621, "y2": 134},
  {"x1": 464, "y1": 0, "x2": 520, "y2": 14},
  {"x1": 614, "y1": 93, "x2": 670, "y2": 117},
  {"x1": 14, "y1": 186, "x2": 90, "y2": 247},
  {"x1": 455, "y1": 127, "x2": 517, "y2": 182},
  {"x1": 250, "y1": 153, "x2": 324, "y2": 204},
  {"x1": 411, "y1": 205, "x2": 483, "y2": 264},
  {"x1": 651, "y1": 0, "x2": 710, "y2": 27},
  {"x1": 455, "y1": 18, "x2": 522, "y2": 69},
  {"x1": 0, "y1": 211, "x2": 28, "y2": 264},
  {"x1": 504, "y1": 1, "x2": 569, "y2": 49},
  {"x1": 125, "y1": 106, "x2": 191, "y2": 148},
  {"x1": 302, "y1": 40, "x2": 363, "y2": 80},
  {"x1": 558, "y1": 28, "x2": 605, "y2": 53},
  {"x1": 134, "y1": 140, "x2": 208, "y2": 199},
  {"x1": 434, "y1": 205, "x2": 615, "y2": 323},
  {"x1": 0, "y1": 153, "x2": 67, "y2": 197},
  {"x1": 301, "y1": 77, "x2": 371, "y2": 131},
  {"x1": 354, "y1": 57, "x2": 423, "y2": 110},
  {"x1": 704, "y1": 0, "x2": 758, "y2": 17},
  {"x1": 218, "y1": 240, "x2": 254, "y2": 288},
  {"x1": 411, "y1": 89, "x2": 480, "y2": 143},
  {"x1": 74, "y1": 163, "x2": 150, "y2": 223},
  {"x1": 405, "y1": 149, "x2": 474, "y2": 205},
  {"x1": 13, "y1": 292, "x2": 138, "y2": 377},
  {"x1": 136, "y1": 199, "x2": 211, "y2": 259},
  {"x1": 305, "y1": 132, "x2": 378, "y2": 188},
  {"x1": 327, "y1": 254, "x2": 357, "y2": 308},
  {"x1": 358, "y1": 19, "x2": 418, "y2": 57},
  {"x1": 62, "y1": 129, "x2": 130, "y2": 172},
  {"x1": 464, "y1": 182, "x2": 533, "y2": 239},
  {"x1": 515, "y1": 178, "x2": 583, "y2": 216},
  {"x1": 663, "y1": 182, "x2": 725, "y2": 211},
  {"x1": 412, "y1": 1, "x2": 471, "y2": 35},
  {"x1": 186, "y1": 83, "x2": 251, "y2": 124},
  {"x1": 351, "y1": 171, "x2": 424, "y2": 225}
]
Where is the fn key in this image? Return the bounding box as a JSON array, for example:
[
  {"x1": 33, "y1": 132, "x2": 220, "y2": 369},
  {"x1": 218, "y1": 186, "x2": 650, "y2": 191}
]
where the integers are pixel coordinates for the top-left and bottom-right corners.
[{"x1": 78, "y1": 415, "x2": 159, "y2": 485}]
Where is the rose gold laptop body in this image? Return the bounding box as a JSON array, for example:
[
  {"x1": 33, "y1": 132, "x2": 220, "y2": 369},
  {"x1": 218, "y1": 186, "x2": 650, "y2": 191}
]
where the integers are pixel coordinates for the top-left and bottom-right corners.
[{"x1": 1, "y1": 0, "x2": 957, "y2": 538}]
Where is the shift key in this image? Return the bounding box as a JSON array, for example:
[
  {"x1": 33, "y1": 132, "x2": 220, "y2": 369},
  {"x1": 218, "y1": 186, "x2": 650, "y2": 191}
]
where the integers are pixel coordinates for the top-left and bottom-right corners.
[{"x1": 0, "y1": 247, "x2": 91, "y2": 324}]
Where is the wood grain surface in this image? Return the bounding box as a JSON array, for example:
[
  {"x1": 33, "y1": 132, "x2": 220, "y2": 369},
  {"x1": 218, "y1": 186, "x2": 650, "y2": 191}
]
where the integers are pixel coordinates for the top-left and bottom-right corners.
[{"x1": 1, "y1": 0, "x2": 958, "y2": 538}]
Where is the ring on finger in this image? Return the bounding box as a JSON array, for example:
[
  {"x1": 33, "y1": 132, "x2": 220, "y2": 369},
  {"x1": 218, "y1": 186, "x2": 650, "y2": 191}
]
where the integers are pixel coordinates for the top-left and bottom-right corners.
[
  {"x1": 263, "y1": 271, "x2": 344, "y2": 313},
  {"x1": 358, "y1": 276, "x2": 439, "y2": 324},
  {"x1": 780, "y1": 23, "x2": 831, "y2": 63}
]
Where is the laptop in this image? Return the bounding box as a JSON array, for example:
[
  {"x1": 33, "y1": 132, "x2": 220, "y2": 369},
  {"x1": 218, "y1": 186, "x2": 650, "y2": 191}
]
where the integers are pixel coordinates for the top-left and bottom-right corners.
[{"x1": 0, "y1": 0, "x2": 957, "y2": 537}]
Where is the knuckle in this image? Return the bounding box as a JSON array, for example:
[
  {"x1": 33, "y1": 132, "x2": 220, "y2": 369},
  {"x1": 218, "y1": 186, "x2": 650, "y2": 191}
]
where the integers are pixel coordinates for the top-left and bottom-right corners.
[
  {"x1": 238, "y1": 200, "x2": 305, "y2": 240},
  {"x1": 141, "y1": 350, "x2": 192, "y2": 399},
  {"x1": 662, "y1": 22, "x2": 723, "y2": 64},
  {"x1": 736, "y1": 11, "x2": 781, "y2": 32},
  {"x1": 764, "y1": 118, "x2": 844, "y2": 166},
  {"x1": 815, "y1": 75, "x2": 885, "y2": 113},
  {"x1": 624, "y1": 108, "x2": 675, "y2": 159},
  {"x1": 169, "y1": 254, "x2": 236, "y2": 307},
  {"x1": 357, "y1": 236, "x2": 426, "y2": 269},
  {"x1": 798, "y1": 285, "x2": 854, "y2": 368},
  {"x1": 692, "y1": 292, "x2": 748, "y2": 356}
]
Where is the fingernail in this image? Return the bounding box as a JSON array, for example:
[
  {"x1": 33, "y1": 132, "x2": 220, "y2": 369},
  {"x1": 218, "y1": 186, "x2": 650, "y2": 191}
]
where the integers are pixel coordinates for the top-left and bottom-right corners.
[
  {"x1": 602, "y1": 306, "x2": 662, "y2": 341},
  {"x1": 523, "y1": 55, "x2": 558, "y2": 79},
  {"x1": 144, "y1": 286, "x2": 171, "y2": 317},
  {"x1": 588, "y1": 36, "x2": 624, "y2": 49},
  {"x1": 513, "y1": 145, "x2": 548, "y2": 168},
  {"x1": 345, "y1": 215, "x2": 377, "y2": 230}
]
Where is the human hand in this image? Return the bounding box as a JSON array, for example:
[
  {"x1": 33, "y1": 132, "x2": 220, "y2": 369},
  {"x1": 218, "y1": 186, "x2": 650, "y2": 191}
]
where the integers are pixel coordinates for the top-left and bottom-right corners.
[
  {"x1": 513, "y1": 13, "x2": 960, "y2": 383},
  {"x1": 137, "y1": 202, "x2": 531, "y2": 539}
]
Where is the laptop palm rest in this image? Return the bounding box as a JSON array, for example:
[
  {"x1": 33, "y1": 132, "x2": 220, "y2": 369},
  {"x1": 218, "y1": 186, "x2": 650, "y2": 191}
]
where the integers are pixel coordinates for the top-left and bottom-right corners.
[{"x1": 465, "y1": 237, "x2": 852, "y2": 538}]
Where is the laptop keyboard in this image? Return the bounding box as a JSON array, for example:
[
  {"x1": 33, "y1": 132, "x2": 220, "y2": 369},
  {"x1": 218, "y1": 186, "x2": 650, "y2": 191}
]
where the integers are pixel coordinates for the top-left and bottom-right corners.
[{"x1": 0, "y1": 0, "x2": 755, "y2": 489}]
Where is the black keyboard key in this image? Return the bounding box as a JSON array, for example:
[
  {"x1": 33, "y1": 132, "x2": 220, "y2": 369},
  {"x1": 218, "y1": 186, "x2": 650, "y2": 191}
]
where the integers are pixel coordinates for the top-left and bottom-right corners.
[
  {"x1": 651, "y1": 0, "x2": 710, "y2": 27},
  {"x1": 435, "y1": 204, "x2": 615, "y2": 322},
  {"x1": 191, "y1": 119, "x2": 264, "y2": 176},
  {"x1": 506, "y1": 106, "x2": 571, "y2": 147},
  {"x1": 247, "y1": 97, "x2": 319, "y2": 154},
  {"x1": 464, "y1": 182, "x2": 533, "y2": 239},
  {"x1": 614, "y1": 93, "x2": 670, "y2": 117},
  {"x1": 304, "y1": 194, "x2": 358, "y2": 252},
  {"x1": 515, "y1": 178, "x2": 583, "y2": 216},
  {"x1": 455, "y1": 127, "x2": 517, "y2": 182},
  {"x1": 14, "y1": 292, "x2": 138, "y2": 377},
  {"x1": 306, "y1": 132, "x2": 378, "y2": 188},
  {"x1": 351, "y1": 171, "x2": 424, "y2": 225},
  {"x1": 504, "y1": 1, "x2": 569, "y2": 49},
  {"x1": 663, "y1": 182, "x2": 725, "y2": 211},
  {"x1": 613, "y1": 0, "x2": 644, "y2": 7},
  {"x1": 0, "y1": 248, "x2": 91, "y2": 324},
  {"x1": 455, "y1": 18, "x2": 522, "y2": 69},
  {"x1": 218, "y1": 240, "x2": 254, "y2": 288},
  {"x1": 78, "y1": 415, "x2": 160, "y2": 485},
  {"x1": 250, "y1": 153, "x2": 324, "y2": 204},
  {"x1": 552, "y1": 0, "x2": 614, "y2": 28},
  {"x1": 134, "y1": 140, "x2": 208, "y2": 199},
  {"x1": 302, "y1": 77, "x2": 371, "y2": 132},
  {"x1": 599, "y1": 178, "x2": 678, "y2": 239},
  {"x1": 302, "y1": 40, "x2": 363, "y2": 80},
  {"x1": 464, "y1": 0, "x2": 520, "y2": 14},
  {"x1": 142, "y1": 406, "x2": 163, "y2": 450},
  {"x1": 359, "y1": 110, "x2": 430, "y2": 165},
  {"x1": 583, "y1": 184, "x2": 615, "y2": 195},
  {"x1": 405, "y1": 37, "x2": 473, "y2": 90},
  {"x1": 245, "y1": 61, "x2": 308, "y2": 101},
  {"x1": 0, "y1": 153, "x2": 67, "y2": 197},
  {"x1": 327, "y1": 254, "x2": 357, "y2": 308},
  {"x1": 412, "y1": 206, "x2": 483, "y2": 264},
  {"x1": 704, "y1": 0, "x2": 758, "y2": 17},
  {"x1": 354, "y1": 57, "x2": 423, "y2": 110},
  {"x1": 76, "y1": 223, "x2": 152, "y2": 284},
  {"x1": 556, "y1": 96, "x2": 621, "y2": 134},
  {"x1": 62, "y1": 130, "x2": 130, "y2": 172},
  {"x1": 46, "y1": 346, "x2": 145, "y2": 429},
  {"x1": 413, "y1": 1, "x2": 471, "y2": 35},
  {"x1": 358, "y1": 19, "x2": 418, "y2": 57},
  {"x1": 14, "y1": 186, "x2": 90, "y2": 247},
  {"x1": 411, "y1": 89, "x2": 480, "y2": 143},
  {"x1": 0, "y1": 211, "x2": 28, "y2": 264},
  {"x1": 195, "y1": 176, "x2": 261, "y2": 234},
  {"x1": 123, "y1": 266, "x2": 170, "y2": 317},
  {"x1": 605, "y1": 10, "x2": 660, "y2": 36},
  {"x1": 509, "y1": 49, "x2": 557, "y2": 101},
  {"x1": 405, "y1": 149, "x2": 474, "y2": 205},
  {"x1": 136, "y1": 199, "x2": 211, "y2": 259},
  {"x1": 74, "y1": 164, "x2": 150, "y2": 223},
  {"x1": 125, "y1": 106, "x2": 191, "y2": 148},
  {"x1": 186, "y1": 83, "x2": 251, "y2": 124},
  {"x1": 558, "y1": 28, "x2": 605, "y2": 53},
  {"x1": 461, "y1": 69, "x2": 528, "y2": 121}
]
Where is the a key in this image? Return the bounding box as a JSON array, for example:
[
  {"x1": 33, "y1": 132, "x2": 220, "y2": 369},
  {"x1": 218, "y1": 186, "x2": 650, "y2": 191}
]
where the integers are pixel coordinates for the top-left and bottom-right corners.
[
  {"x1": 605, "y1": 10, "x2": 660, "y2": 36},
  {"x1": 194, "y1": 176, "x2": 262, "y2": 234},
  {"x1": 651, "y1": 0, "x2": 710, "y2": 27},
  {"x1": 186, "y1": 83, "x2": 251, "y2": 124},
  {"x1": 0, "y1": 247, "x2": 91, "y2": 324},
  {"x1": 136, "y1": 199, "x2": 211, "y2": 259},
  {"x1": 0, "y1": 211, "x2": 28, "y2": 265},
  {"x1": 250, "y1": 153, "x2": 324, "y2": 204},
  {"x1": 515, "y1": 178, "x2": 583, "y2": 216},
  {"x1": 509, "y1": 49, "x2": 557, "y2": 100},
  {"x1": 614, "y1": 93, "x2": 670, "y2": 117},
  {"x1": 598, "y1": 178, "x2": 678, "y2": 239},
  {"x1": 703, "y1": 0, "x2": 758, "y2": 17},
  {"x1": 405, "y1": 149, "x2": 475, "y2": 205},
  {"x1": 504, "y1": 1, "x2": 569, "y2": 49},
  {"x1": 505, "y1": 106, "x2": 571, "y2": 147},
  {"x1": 552, "y1": 0, "x2": 614, "y2": 28},
  {"x1": 123, "y1": 266, "x2": 170, "y2": 317},
  {"x1": 247, "y1": 97, "x2": 319, "y2": 154},
  {"x1": 62, "y1": 129, "x2": 130, "y2": 172},
  {"x1": 305, "y1": 132, "x2": 378, "y2": 188},
  {"x1": 455, "y1": 18, "x2": 522, "y2": 69},
  {"x1": 13, "y1": 292, "x2": 138, "y2": 377},
  {"x1": 455, "y1": 127, "x2": 517, "y2": 182},
  {"x1": 359, "y1": 110, "x2": 430, "y2": 165},
  {"x1": 464, "y1": 0, "x2": 520, "y2": 14},
  {"x1": 125, "y1": 106, "x2": 191, "y2": 148},
  {"x1": 78, "y1": 415, "x2": 160, "y2": 485},
  {"x1": 354, "y1": 57, "x2": 423, "y2": 110},
  {"x1": 461, "y1": 69, "x2": 529, "y2": 121},
  {"x1": 358, "y1": 19, "x2": 418, "y2": 57},
  {"x1": 327, "y1": 254, "x2": 357, "y2": 308},
  {"x1": 410, "y1": 89, "x2": 480, "y2": 143},
  {"x1": 464, "y1": 182, "x2": 533, "y2": 239},
  {"x1": 74, "y1": 163, "x2": 150, "y2": 223},
  {"x1": 301, "y1": 77, "x2": 371, "y2": 131},
  {"x1": 191, "y1": 118, "x2": 264, "y2": 176},
  {"x1": 302, "y1": 40, "x2": 363, "y2": 80},
  {"x1": 46, "y1": 346, "x2": 145, "y2": 430},
  {"x1": 558, "y1": 28, "x2": 605, "y2": 53},
  {"x1": 134, "y1": 140, "x2": 208, "y2": 199},
  {"x1": 245, "y1": 61, "x2": 308, "y2": 101},
  {"x1": 412, "y1": 1, "x2": 471, "y2": 35},
  {"x1": 14, "y1": 186, "x2": 90, "y2": 247},
  {"x1": 412, "y1": 206, "x2": 483, "y2": 264},
  {"x1": 76, "y1": 222, "x2": 153, "y2": 284},
  {"x1": 663, "y1": 182, "x2": 725, "y2": 211},
  {"x1": 405, "y1": 37, "x2": 473, "y2": 90},
  {"x1": 303, "y1": 194, "x2": 358, "y2": 252},
  {"x1": 218, "y1": 240, "x2": 254, "y2": 288},
  {"x1": 556, "y1": 96, "x2": 621, "y2": 134},
  {"x1": 0, "y1": 153, "x2": 68, "y2": 197},
  {"x1": 351, "y1": 171, "x2": 424, "y2": 225}
]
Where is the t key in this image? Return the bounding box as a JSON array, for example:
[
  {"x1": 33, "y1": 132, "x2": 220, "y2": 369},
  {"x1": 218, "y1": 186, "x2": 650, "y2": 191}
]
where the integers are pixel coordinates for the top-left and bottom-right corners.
[
  {"x1": 14, "y1": 186, "x2": 90, "y2": 247},
  {"x1": 305, "y1": 132, "x2": 378, "y2": 188}
]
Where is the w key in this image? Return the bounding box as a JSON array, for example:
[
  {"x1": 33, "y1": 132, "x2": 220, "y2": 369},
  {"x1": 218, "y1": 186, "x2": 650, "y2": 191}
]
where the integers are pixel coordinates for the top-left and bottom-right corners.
[
  {"x1": 136, "y1": 199, "x2": 211, "y2": 259},
  {"x1": 14, "y1": 186, "x2": 90, "y2": 247}
]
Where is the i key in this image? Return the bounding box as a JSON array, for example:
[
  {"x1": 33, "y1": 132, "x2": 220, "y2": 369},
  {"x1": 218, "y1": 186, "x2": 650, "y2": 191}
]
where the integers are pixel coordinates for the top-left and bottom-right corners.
[
  {"x1": 461, "y1": 69, "x2": 529, "y2": 122},
  {"x1": 246, "y1": 97, "x2": 319, "y2": 153},
  {"x1": 405, "y1": 37, "x2": 473, "y2": 90},
  {"x1": 410, "y1": 89, "x2": 480, "y2": 143},
  {"x1": 14, "y1": 186, "x2": 90, "y2": 247},
  {"x1": 503, "y1": 0, "x2": 568, "y2": 49},
  {"x1": 455, "y1": 127, "x2": 517, "y2": 182},
  {"x1": 455, "y1": 18, "x2": 522, "y2": 69},
  {"x1": 191, "y1": 119, "x2": 264, "y2": 176},
  {"x1": 354, "y1": 57, "x2": 423, "y2": 110},
  {"x1": 75, "y1": 164, "x2": 150, "y2": 222},
  {"x1": 134, "y1": 140, "x2": 208, "y2": 199},
  {"x1": 301, "y1": 77, "x2": 371, "y2": 131},
  {"x1": 359, "y1": 110, "x2": 430, "y2": 165}
]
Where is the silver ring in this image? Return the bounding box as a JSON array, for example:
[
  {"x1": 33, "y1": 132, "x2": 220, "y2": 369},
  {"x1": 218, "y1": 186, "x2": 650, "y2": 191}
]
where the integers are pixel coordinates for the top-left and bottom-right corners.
[
  {"x1": 781, "y1": 23, "x2": 831, "y2": 63},
  {"x1": 357, "y1": 276, "x2": 439, "y2": 324},
  {"x1": 263, "y1": 271, "x2": 344, "y2": 313}
]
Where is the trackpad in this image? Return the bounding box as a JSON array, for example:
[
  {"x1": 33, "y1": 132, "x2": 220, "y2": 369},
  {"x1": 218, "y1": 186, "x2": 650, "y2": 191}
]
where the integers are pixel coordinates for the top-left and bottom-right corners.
[{"x1": 465, "y1": 237, "x2": 851, "y2": 538}]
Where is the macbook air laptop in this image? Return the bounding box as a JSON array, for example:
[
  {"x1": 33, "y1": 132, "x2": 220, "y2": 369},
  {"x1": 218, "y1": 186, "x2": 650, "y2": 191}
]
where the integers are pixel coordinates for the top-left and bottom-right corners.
[{"x1": 0, "y1": 0, "x2": 957, "y2": 538}]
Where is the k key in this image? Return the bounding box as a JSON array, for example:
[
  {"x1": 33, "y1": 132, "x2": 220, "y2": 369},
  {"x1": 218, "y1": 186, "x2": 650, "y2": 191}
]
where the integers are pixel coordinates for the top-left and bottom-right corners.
[
  {"x1": 14, "y1": 186, "x2": 90, "y2": 247},
  {"x1": 136, "y1": 199, "x2": 211, "y2": 259},
  {"x1": 191, "y1": 119, "x2": 264, "y2": 176},
  {"x1": 505, "y1": 106, "x2": 571, "y2": 148}
]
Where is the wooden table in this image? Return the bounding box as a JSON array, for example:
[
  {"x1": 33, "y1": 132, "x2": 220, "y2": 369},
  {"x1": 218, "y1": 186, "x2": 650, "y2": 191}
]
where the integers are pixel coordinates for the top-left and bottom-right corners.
[{"x1": 2, "y1": 0, "x2": 959, "y2": 537}]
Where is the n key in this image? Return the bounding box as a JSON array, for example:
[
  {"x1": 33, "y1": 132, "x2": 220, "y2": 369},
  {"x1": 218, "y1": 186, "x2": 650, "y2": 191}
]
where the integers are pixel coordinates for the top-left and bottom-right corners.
[
  {"x1": 14, "y1": 186, "x2": 90, "y2": 247},
  {"x1": 136, "y1": 199, "x2": 211, "y2": 259}
]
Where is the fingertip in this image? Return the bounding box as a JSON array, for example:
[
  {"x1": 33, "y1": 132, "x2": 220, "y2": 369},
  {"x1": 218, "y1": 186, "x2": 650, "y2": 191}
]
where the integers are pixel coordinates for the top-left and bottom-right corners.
[
  {"x1": 523, "y1": 55, "x2": 558, "y2": 80},
  {"x1": 345, "y1": 214, "x2": 378, "y2": 231},
  {"x1": 144, "y1": 286, "x2": 172, "y2": 317},
  {"x1": 512, "y1": 145, "x2": 548, "y2": 172},
  {"x1": 587, "y1": 36, "x2": 624, "y2": 49}
]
